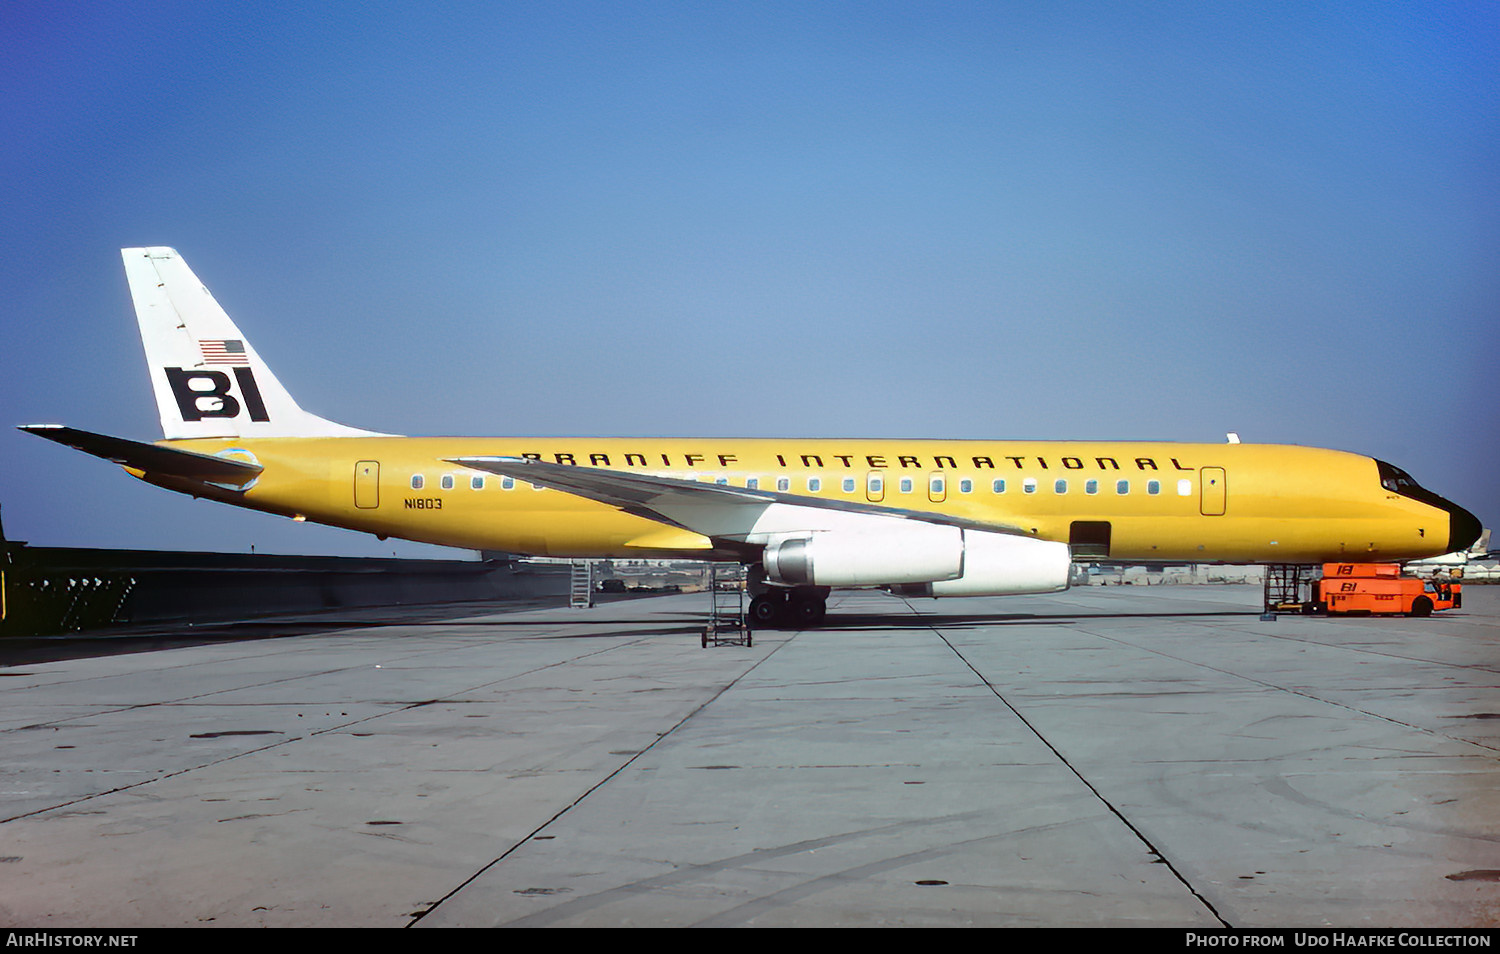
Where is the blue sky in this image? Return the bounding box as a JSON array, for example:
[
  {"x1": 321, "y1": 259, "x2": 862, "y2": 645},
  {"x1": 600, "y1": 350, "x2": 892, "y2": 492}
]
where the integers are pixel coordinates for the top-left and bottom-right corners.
[{"x1": 2, "y1": 2, "x2": 1495, "y2": 557}]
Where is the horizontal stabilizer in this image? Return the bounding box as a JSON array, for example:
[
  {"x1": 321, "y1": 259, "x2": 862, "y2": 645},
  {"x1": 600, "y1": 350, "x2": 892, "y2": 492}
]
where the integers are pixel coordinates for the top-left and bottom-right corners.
[{"x1": 20, "y1": 425, "x2": 263, "y2": 489}]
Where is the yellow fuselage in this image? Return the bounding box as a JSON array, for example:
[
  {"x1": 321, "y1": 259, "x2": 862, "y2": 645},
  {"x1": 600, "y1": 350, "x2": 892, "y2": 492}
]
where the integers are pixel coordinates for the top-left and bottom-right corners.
[{"x1": 141, "y1": 437, "x2": 1459, "y2": 564}]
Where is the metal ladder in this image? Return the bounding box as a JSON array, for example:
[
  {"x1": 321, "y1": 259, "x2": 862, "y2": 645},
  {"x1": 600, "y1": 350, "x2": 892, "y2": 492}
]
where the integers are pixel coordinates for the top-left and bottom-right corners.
[
  {"x1": 702, "y1": 564, "x2": 750, "y2": 647},
  {"x1": 569, "y1": 560, "x2": 594, "y2": 608}
]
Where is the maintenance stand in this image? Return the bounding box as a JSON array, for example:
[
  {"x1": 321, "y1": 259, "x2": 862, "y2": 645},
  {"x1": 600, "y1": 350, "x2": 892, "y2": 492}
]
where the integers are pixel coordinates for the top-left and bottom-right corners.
[{"x1": 702, "y1": 564, "x2": 751, "y2": 648}]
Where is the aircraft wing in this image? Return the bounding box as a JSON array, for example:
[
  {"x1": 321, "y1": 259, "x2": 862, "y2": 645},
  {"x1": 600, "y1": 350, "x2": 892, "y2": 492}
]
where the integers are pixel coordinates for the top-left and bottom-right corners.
[
  {"x1": 446, "y1": 455, "x2": 1027, "y2": 543},
  {"x1": 20, "y1": 425, "x2": 263, "y2": 489}
]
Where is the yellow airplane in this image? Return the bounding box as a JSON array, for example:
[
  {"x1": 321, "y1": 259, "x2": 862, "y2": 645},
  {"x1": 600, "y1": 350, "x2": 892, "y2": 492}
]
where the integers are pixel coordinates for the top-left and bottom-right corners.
[{"x1": 20, "y1": 248, "x2": 1482, "y2": 627}]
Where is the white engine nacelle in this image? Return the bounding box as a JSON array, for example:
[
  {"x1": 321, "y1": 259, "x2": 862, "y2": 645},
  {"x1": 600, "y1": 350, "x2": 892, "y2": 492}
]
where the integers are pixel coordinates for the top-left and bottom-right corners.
[
  {"x1": 892, "y1": 530, "x2": 1072, "y2": 597},
  {"x1": 761, "y1": 525, "x2": 1072, "y2": 596},
  {"x1": 762, "y1": 523, "x2": 964, "y2": 587}
]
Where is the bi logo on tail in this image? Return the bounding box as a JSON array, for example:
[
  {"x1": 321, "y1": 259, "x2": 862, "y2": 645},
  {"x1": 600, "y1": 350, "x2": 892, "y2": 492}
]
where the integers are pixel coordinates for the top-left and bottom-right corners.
[{"x1": 164, "y1": 366, "x2": 271, "y2": 423}]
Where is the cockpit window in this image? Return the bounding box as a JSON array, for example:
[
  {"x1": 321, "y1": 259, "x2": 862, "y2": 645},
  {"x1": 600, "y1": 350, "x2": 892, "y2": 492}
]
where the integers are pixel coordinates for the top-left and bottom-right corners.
[
  {"x1": 1374, "y1": 459, "x2": 1458, "y2": 514},
  {"x1": 1376, "y1": 460, "x2": 1423, "y2": 497}
]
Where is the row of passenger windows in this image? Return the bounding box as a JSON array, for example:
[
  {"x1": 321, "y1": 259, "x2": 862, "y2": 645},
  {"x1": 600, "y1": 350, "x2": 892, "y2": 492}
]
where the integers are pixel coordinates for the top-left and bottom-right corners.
[
  {"x1": 410, "y1": 473, "x2": 1194, "y2": 497},
  {"x1": 412, "y1": 474, "x2": 520, "y2": 491}
]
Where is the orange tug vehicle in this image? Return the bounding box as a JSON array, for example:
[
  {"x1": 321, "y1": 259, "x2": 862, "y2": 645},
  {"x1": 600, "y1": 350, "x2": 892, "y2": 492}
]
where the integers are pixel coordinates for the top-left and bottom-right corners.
[{"x1": 1316, "y1": 563, "x2": 1462, "y2": 617}]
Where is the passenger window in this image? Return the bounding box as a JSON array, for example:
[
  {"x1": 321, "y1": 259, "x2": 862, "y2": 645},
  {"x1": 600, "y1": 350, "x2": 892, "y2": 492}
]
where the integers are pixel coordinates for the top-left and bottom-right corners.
[
  {"x1": 959, "y1": 479, "x2": 973, "y2": 494},
  {"x1": 992, "y1": 479, "x2": 1006, "y2": 494},
  {"x1": 842, "y1": 477, "x2": 855, "y2": 493},
  {"x1": 411, "y1": 475, "x2": 424, "y2": 490},
  {"x1": 440, "y1": 474, "x2": 454, "y2": 490},
  {"x1": 715, "y1": 476, "x2": 728, "y2": 485},
  {"x1": 1085, "y1": 479, "x2": 1098, "y2": 495},
  {"x1": 808, "y1": 477, "x2": 822, "y2": 492},
  {"x1": 1054, "y1": 479, "x2": 1067, "y2": 494},
  {"x1": 746, "y1": 477, "x2": 759, "y2": 490},
  {"x1": 501, "y1": 476, "x2": 515, "y2": 490},
  {"x1": 471, "y1": 475, "x2": 484, "y2": 490},
  {"x1": 900, "y1": 478, "x2": 913, "y2": 493},
  {"x1": 930, "y1": 476, "x2": 945, "y2": 495},
  {"x1": 776, "y1": 477, "x2": 790, "y2": 492},
  {"x1": 1148, "y1": 480, "x2": 1161, "y2": 495},
  {"x1": 1023, "y1": 478, "x2": 1037, "y2": 494},
  {"x1": 1116, "y1": 479, "x2": 1129, "y2": 495},
  {"x1": 1177, "y1": 479, "x2": 1192, "y2": 496}
]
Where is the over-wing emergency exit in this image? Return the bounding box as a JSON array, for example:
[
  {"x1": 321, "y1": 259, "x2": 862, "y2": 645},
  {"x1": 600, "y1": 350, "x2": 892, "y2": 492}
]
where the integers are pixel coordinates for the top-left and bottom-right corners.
[{"x1": 20, "y1": 249, "x2": 1482, "y2": 627}]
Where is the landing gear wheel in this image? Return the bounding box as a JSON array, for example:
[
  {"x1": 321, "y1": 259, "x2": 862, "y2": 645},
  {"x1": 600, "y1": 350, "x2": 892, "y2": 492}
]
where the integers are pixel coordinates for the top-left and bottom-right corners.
[
  {"x1": 786, "y1": 595, "x2": 827, "y2": 628},
  {"x1": 749, "y1": 595, "x2": 785, "y2": 628}
]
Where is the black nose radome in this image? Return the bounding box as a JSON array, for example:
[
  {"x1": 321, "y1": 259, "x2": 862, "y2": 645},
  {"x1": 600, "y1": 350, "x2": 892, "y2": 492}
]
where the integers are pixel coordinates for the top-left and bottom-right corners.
[{"x1": 1449, "y1": 502, "x2": 1482, "y2": 554}]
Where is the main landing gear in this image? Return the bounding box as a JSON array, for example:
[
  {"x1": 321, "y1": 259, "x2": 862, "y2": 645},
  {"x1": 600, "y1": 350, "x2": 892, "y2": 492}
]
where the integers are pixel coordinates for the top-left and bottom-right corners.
[{"x1": 748, "y1": 588, "x2": 828, "y2": 629}]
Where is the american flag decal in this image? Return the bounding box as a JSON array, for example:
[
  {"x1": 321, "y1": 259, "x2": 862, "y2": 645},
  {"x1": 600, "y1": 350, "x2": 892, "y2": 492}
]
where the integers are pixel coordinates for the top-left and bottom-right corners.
[{"x1": 199, "y1": 339, "x2": 248, "y2": 365}]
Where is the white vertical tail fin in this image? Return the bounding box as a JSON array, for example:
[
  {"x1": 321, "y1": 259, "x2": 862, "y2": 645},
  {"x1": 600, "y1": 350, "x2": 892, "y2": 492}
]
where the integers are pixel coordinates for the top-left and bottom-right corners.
[
  {"x1": 123, "y1": 247, "x2": 383, "y2": 439},
  {"x1": 1470, "y1": 528, "x2": 1491, "y2": 559}
]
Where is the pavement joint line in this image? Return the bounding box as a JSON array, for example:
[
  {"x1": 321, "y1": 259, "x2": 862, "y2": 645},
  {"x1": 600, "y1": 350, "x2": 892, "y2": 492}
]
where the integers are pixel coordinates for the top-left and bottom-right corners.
[
  {"x1": 902, "y1": 596, "x2": 1234, "y2": 929},
  {"x1": 406, "y1": 620, "x2": 797, "y2": 926}
]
